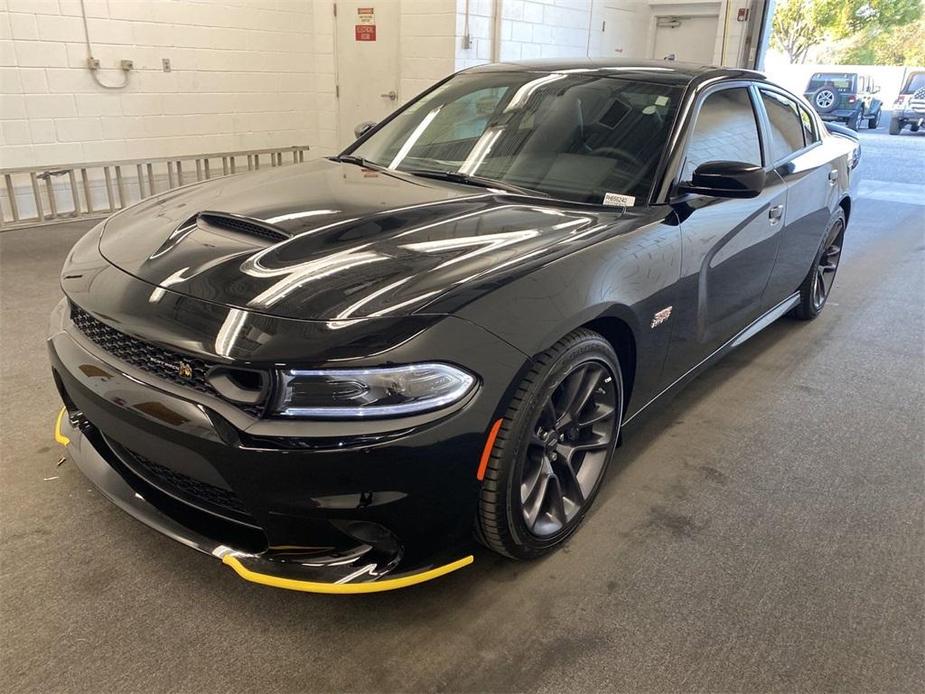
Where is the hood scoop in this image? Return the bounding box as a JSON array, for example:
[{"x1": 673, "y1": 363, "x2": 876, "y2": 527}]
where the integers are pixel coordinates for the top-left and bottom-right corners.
[{"x1": 196, "y1": 211, "x2": 290, "y2": 243}]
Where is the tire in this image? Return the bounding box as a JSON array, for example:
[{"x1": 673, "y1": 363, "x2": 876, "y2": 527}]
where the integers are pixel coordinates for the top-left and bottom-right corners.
[
  {"x1": 912, "y1": 124, "x2": 920, "y2": 133},
  {"x1": 847, "y1": 110, "x2": 860, "y2": 131},
  {"x1": 477, "y1": 329, "x2": 623, "y2": 560},
  {"x1": 889, "y1": 118, "x2": 903, "y2": 135},
  {"x1": 867, "y1": 109, "x2": 880, "y2": 129},
  {"x1": 792, "y1": 209, "x2": 846, "y2": 321}
]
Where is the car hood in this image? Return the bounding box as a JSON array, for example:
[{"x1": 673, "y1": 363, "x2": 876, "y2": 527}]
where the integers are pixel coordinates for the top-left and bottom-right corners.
[{"x1": 99, "y1": 158, "x2": 619, "y2": 320}]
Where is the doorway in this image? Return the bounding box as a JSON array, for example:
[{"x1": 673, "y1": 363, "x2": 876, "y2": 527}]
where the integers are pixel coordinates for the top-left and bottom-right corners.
[
  {"x1": 651, "y1": 15, "x2": 718, "y2": 63},
  {"x1": 335, "y1": 1, "x2": 401, "y2": 148}
]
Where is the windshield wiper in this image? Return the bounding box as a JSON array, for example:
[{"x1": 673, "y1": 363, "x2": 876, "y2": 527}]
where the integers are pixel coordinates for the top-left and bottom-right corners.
[
  {"x1": 329, "y1": 154, "x2": 384, "y2": 169},
  {"x1": 403, "y1": 169, "x2": 549, "y2": 198}
]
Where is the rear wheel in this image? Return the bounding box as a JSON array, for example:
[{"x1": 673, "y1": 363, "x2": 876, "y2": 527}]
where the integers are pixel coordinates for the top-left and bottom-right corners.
[
  {"x1": 867, "y1": 109, "x2": 880, "y2": 129},
  {"x1": 889, "y1": 117, "x2": 904, "y2": 135},
  {"x1": 847, "y1": 110, "x2": 861, "y2": 130},
  {"x1": 792, "y1": 209, "x2": 845, "y2": 321},
  {"x1": 477, "y1": 329, "x2": 622, "y2": 559}
]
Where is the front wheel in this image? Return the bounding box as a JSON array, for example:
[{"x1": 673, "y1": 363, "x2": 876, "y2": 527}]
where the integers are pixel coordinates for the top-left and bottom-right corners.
[
  {"x1": 792, "y1": 209, "x2": 845, "y2": 321},
  {"x1": 889, "y1": 118, "x2": 904, "y2": 135},
  {"x1": 477, "y1": 329, "x2": 622, "y2": 559},
  {"x1": 867, "y1": 109, "x2": 881, "y2": 129}
]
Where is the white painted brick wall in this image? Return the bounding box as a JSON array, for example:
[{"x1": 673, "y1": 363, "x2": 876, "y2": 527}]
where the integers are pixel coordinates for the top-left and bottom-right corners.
[
  {"x1": 1, "y1": 0, "x2": 317, "y2": 169},
  {"x1": 456, "y1": 1, "x2": 593, "y2": 68},
  {"x1": 502, "y1": 1, "x2": 591, "y2": 61},
  {"x1": 399, "y1": 0, "x2": 456, "y2": 103}
]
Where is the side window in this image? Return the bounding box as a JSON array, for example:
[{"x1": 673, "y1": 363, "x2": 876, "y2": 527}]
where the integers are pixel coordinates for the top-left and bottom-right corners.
[
  {"x1": 798, "y1": 106, "x2": 817, "y2": 144},
  {"x1": 682, "y1": 87, "x2": 762, "y2": 181},
  {"x1": 759, "y1": 90, "x2": 806, "y2": 162}
]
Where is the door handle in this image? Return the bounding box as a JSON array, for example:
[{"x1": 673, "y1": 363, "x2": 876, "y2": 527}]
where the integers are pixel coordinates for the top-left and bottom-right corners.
[
  {"x1": 828, "y1": 169, "x2": 838, "y2": 184},
  {"x1": 380, "y1": 90, "x2": 398, "y2": 101},
  {"x1": 769, "y1": 205, "x2": 784, "y2": 224}
]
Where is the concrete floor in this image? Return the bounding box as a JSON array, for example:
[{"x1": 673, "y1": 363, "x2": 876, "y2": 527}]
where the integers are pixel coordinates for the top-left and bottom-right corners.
[{"x1": 1, "y1": 126, "x2": 923, "y2": 693}]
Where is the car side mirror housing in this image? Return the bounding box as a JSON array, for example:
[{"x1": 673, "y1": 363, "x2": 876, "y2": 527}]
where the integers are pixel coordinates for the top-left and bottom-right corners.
[
  {"x1": 354, "y1": 121, "x2": 377, "y2": 140},
  {"x1": 679, "y1": 161, "x2": 765, "y2": 199}
]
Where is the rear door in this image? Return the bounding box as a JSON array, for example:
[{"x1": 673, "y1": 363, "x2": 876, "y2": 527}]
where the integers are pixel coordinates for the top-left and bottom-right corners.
[
  {"x1": 756, "y1": 87, "x2": 837, "y2": 302},
  {"x1": 661, "y1": 84, "x2": 787, "y2": 381}
]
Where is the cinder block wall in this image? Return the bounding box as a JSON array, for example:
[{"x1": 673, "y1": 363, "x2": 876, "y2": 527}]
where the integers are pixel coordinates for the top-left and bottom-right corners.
[
  {"x1": 455, "y1": 0, "x2": 593, "y2": 69},
  {"x1": 0, "y1": 0, "x2": 317, "y2": 168}
]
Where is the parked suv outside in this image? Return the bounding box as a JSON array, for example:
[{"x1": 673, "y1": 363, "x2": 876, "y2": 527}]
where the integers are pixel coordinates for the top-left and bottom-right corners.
[
  {"x1": 805, "y1": 72, "x2": 882, "y2": 130},
  {"x1": 889, "y1": 70, "x2": 925, "y2": 135}
]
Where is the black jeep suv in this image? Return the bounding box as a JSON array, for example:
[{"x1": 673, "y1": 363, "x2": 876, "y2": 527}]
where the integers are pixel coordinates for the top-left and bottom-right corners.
[{"x1": 805, "y1": 72, "x2": 882, "y2": 130}]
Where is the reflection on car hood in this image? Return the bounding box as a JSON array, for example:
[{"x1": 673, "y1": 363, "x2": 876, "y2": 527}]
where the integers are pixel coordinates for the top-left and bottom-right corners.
[{"x1": 99, "y1": 158, "x2": 622, "y2": 320}]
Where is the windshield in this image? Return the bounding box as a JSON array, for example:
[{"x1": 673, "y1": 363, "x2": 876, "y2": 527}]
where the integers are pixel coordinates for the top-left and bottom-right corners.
[
  {"x1": 904, "y1": 72, "x2": 925, "y2": 93},
  {"x1": 349, "y1": 71, "x2": 682, "y2": 206}
]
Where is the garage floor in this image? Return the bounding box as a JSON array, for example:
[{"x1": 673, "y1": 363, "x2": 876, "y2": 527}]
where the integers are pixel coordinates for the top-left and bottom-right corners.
[{"x1": 1, "y1": 125, "x2": 922, "y2": 693}]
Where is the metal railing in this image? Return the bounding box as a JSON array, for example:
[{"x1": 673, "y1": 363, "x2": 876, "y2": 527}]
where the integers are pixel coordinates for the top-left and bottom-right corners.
[{"x1": 0, "y1": 145, "x2": 310, "y2": 232}]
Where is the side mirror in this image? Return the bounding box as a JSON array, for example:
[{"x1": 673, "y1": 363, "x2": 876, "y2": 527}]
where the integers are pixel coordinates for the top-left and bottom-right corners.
[
  {"x1": 871, "y1": 85, "x2": 880, "y2": 94},
  {"x1": 679, "y1": 161, "x2": 765, "y2": 199},
  {"x1": 354, "y1": 121, "x2": 377, "y2": 139}
]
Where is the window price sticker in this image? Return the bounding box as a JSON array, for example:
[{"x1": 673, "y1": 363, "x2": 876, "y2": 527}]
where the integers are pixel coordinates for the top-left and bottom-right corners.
[{"x1": 603, "y1": 193, "x2": 635, "y2": 207}]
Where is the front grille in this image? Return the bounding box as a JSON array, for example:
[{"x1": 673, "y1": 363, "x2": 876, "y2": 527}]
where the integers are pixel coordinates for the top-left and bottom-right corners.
[
  {"x1": 911, "y1": 88, "x2": 925, "y2": 114},
  {"x1": 101, "y1": 434, "x2": 264, "y2": 541},
  {"x1": 120, "y1": 445, "x2": 250, "y2": 518},
  {"x1": 69, "y1": 303, "x2": 264, "y2": 418}
]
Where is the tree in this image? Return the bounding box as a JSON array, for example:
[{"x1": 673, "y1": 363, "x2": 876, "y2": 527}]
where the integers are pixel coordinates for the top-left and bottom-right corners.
[
  {"x1": 771, "y1": 0, "x2": 923, "y2": 64},
  {"x1": 837, "y1": 20, "x2": 925, "y2": 65},
  {"x1": 771, "y1": 0, "x2": 840, "y2": 64}
]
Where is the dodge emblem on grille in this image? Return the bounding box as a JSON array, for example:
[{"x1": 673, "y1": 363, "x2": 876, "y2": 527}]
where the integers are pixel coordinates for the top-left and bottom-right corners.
[{"x1": 177, "y1": 361, "x2": 193, "y2": 379}]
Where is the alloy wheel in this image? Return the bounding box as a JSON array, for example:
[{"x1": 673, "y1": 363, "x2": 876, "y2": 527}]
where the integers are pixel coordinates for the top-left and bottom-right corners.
[
  {"x1": 519, "y1": 361, "x2": 617, "y2": 537},
  {"x1": 812, "y1": 221, "x2": 844, "y2": 310}
]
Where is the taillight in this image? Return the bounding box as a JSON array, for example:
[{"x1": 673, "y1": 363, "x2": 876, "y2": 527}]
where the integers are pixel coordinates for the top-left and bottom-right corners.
[{"x1": 847, "y1": 95, "x2": 856, "y2": 103}]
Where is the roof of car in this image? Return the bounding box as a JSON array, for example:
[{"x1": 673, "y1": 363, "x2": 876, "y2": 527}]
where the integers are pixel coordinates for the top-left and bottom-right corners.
[{"x1": 465, "y1": 58, "x2": 766, "y2": 87}]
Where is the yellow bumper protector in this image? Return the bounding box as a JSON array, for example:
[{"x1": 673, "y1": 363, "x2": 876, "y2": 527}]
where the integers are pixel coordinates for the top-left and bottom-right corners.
[
  {"x1": 54, "y1": 407, "x2": 71, "y2": 446},
  {"x1": 222, "y1": 553, "x2": 474, "y2": 594}
]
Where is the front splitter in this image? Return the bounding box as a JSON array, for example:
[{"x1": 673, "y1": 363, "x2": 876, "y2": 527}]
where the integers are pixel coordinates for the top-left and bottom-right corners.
[{"x1": 54, "y1": 408, "x2": 474, "y2": 594}]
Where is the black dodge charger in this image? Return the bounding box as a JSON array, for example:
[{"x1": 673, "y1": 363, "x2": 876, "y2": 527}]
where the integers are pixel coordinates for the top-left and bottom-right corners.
[{"x1": 50, "y1": 60, "x2": 859, "y2": 593}]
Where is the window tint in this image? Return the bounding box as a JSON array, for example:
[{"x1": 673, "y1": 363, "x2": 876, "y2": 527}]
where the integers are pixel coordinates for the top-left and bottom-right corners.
[
  {"x1": 799, "y1": 106, "x2": 817, "y2": 144},
  {"x1": 353, "y1": 72, "x2": 682, "y2": 205},
  {"x1": 682, "y1": 87, "x2": 761, "y2": 180},
  {"x1": 760, "y1": 90, "x2": 805, "y2": 161},
  {"x1": 905, "y1": 73, "x2": 925, "y2": 93}
]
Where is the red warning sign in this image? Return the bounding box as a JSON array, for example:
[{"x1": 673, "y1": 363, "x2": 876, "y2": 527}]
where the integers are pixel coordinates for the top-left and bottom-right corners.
[{"x1": 355, "y1": 24, "x2": 376, "y2": 41}]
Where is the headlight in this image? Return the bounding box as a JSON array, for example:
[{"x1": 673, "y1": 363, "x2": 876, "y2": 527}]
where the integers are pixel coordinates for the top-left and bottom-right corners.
[{"x1": 271, "y1": 363, "x2": 477, "y2": 419}]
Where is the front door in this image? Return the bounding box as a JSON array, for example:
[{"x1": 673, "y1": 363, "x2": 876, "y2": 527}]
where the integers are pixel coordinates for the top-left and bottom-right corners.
[
  {"x1": 335, "y1": 1, "x2": 401, "y2": 149},
  {"x1": 662, "y1": 85, "x2": 786, "y2": 382}
]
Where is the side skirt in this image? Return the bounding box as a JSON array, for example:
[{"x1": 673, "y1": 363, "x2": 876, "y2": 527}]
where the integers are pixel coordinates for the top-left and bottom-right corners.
[{"x1": 622, "y1": 292, "x2": 801, "y2": 427}]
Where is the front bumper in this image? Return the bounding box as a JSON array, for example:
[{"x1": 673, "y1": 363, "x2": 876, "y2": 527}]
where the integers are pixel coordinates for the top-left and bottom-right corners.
[
  {"x1": 48, "y1": 296, "x2": 526, "y2": 592},
  {"x1": 892, "y1": 109, "x2": 925, "y2": 122},
  {"x1": 54, "y1": 409, "x2": 472, "y2": 593}
]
